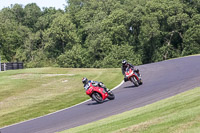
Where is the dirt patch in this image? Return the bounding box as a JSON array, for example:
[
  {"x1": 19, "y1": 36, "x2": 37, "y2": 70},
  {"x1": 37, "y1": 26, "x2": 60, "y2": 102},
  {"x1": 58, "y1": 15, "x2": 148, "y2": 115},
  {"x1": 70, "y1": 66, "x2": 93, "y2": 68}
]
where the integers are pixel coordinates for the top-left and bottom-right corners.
[
  {"x1": 42, "y1": 74, "x2": 74, "y2": 77},
  {"x1": 62, "y1": 80, "x2": 68, "y2": 83},
  {"x1": 172, "y1": 116, "x2": 200, "y2": 133},
  {"x1": 11, "y1": 74, "x2": 75, "y2": 79},
  {"x1": 11, "y1": 74, "x2": 33, "y2": 79},
  {"x1": 114, "y1": 117, "x2": 165, "y2": 133}
]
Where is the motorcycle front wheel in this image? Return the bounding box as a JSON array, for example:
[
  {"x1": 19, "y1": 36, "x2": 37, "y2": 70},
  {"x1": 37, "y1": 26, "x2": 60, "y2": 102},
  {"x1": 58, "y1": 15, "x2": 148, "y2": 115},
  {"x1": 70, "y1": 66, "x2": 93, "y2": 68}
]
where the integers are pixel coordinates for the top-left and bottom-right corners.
[
  {"x1": 131, "y1": 77, "x2": 139, "y2": 87},
  {"x1": 107, "y1": 91, "x2": 115, "y2": 100},
  {"x1": 92, "y1": 92, "x2": 103, "y2": 103}
]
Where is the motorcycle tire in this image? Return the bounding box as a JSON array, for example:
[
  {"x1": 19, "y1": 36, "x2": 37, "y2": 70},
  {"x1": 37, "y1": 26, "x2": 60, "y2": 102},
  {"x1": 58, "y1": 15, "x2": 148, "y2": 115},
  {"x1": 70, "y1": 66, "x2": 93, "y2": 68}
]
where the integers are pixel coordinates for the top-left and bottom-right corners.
[
  {"x1": 92, "y1": 92, "x2": 103, "y2": 103},
  {"x1": 107, "y1": 91, "x2": 115, "y2": 100},
  {"x1": 131, "y1": 77, "x2": 139, "y2": 87},
  {"x1": 139, "y1": 79, "x2": 143, "y2": 85}
]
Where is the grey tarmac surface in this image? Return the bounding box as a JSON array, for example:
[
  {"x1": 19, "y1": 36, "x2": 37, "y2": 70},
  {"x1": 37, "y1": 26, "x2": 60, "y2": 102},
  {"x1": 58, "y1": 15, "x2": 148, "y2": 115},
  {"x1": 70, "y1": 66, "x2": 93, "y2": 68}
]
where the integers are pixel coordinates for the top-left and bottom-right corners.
[{"x1": 1, "y1": 55, "x2": 200, "y2": 133}]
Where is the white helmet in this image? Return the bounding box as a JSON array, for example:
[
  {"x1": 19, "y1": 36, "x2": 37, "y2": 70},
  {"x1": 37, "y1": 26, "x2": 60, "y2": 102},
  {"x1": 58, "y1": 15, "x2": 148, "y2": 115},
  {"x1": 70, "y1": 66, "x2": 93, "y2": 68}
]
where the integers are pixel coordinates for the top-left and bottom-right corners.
[{"x1": 82, "y1": 77, "x2": 88, "y2": 84}]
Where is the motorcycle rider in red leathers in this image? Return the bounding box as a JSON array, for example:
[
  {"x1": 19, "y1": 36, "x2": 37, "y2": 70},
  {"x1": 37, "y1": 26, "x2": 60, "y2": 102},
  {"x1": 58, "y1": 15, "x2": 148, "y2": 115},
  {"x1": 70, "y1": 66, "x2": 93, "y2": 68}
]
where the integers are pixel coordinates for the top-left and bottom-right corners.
[
  {"x1": 121, "y1": 60, "x2": 141, "y2": 82},
  {"x1": 82, "y1": 77, "x2": 111, "y2": 93}
]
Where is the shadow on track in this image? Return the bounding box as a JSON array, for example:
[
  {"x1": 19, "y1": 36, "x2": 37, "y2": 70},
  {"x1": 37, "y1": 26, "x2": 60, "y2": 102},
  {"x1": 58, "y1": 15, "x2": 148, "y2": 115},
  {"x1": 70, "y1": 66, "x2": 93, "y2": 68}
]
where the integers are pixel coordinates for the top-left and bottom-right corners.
[
  {"x1": 124, "y1": 85, "x2": 137, "y2": 88},
  {"x1": 87, "y1": 99, "x2": 110, "y2": 105}
]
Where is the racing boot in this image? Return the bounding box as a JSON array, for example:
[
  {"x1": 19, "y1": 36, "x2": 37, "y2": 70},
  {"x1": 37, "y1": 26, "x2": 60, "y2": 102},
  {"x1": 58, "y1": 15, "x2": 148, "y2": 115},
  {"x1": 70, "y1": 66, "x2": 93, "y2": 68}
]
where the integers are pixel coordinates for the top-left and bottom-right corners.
[
  {"x1": 104, "y1": 87, "x2": 111, "y2": 94},
  {"x1": 138, "y1": 72, "x2": 141, "y2": 78}
]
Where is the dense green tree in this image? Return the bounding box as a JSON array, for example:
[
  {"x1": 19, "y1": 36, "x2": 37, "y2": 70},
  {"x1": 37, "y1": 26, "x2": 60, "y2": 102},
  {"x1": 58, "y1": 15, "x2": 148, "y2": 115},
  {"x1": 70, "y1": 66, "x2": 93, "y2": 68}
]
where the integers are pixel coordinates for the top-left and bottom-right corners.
[
  {"x1": 23, "y1": 3, "x2": 42, "y2": 31},
  {"x1": 101, "y1": 44, "x2": 142, "y2": 68},
  {"x1": 11, "y1": 4, "x2": 25, "y2": 24},
  {"x1": 0, "y1": 20, "x2": 30, "y2": 61},
  {"x1": 102, "y1": 9, "x2": 129, "y2": 45},
  {"x1": 182, "y1": 25, "x2": 200, "y2": 55},
  {"x1": 84, "y1": 32, "x2": 113, "y2": 67},
  {"x1": 15, "y1": 31, "x2": 41, "y2": 65},
  {"x1": 139, "y1": 14, "x2": 161, "y2": 62},
  {"x1": 0, "y1": 0, "x2": 199, "y2": 68},
  {"x1": 35, "y1": 7, "x2": 64, "y2": 31},
  {"x1": 57, "y1": 45, "x2": 88, "y2": 68},
  {"x1": 44, "y1": 13, "x2": 80, "y2": 59},
  {"x1": 138, "y1": 0, "x2": 195, "y2": 62}
]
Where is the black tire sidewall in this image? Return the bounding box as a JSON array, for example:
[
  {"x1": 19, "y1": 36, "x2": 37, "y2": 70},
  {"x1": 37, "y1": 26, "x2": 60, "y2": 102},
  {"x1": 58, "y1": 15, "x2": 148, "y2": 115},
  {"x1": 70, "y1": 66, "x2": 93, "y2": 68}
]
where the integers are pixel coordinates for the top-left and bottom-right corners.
[
  {"x1": 107, "y1": 92, "x2": 115, "y2": 100},
  {"x1": 92, "y1": 92, "x2": 103, "y2": 103},
  {"x1": 131, "y1": 77, "x2": 139, "y2": 87}
]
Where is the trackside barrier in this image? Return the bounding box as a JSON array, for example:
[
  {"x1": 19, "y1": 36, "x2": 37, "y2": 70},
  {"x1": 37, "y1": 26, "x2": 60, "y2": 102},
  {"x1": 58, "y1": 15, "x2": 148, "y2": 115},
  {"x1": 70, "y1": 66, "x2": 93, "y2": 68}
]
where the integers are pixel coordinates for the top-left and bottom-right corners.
[{"x1": 0, "y1": 62, "x2": 23, "y2": 71}]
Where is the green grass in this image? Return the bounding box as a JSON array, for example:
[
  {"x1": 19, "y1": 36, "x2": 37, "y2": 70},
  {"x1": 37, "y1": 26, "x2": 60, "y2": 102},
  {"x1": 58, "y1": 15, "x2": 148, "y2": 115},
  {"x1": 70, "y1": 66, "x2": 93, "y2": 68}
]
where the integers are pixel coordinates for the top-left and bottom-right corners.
[
  {"x1": 0, "y1": 67, "x2": 122, "y2": 128},
  {"x1": 61, "y1": 87, "x2": 200, "y2": 133}
]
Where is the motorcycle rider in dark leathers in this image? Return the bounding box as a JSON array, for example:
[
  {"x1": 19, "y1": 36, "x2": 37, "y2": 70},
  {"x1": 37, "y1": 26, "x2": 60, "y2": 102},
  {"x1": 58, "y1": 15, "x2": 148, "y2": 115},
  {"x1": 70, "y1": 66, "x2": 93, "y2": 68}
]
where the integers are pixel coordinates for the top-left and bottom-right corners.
[
  {"x1": 82, "y1": 77, "x2": 111, "y2": 93},
  {"x1": 121, "y1": 59, "x2": 141, "y2": 82}
]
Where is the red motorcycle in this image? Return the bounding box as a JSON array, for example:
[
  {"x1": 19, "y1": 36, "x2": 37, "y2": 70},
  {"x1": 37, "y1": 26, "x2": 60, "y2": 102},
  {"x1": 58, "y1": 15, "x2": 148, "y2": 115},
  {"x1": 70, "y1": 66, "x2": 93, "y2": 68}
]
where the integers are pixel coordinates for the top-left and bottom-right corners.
[
  {"x1": 86, "y1": 84, "x2": 115, "y2": 103},
  {"x1": 125, "y1": 68, "x2": 143, "y2": 87}
]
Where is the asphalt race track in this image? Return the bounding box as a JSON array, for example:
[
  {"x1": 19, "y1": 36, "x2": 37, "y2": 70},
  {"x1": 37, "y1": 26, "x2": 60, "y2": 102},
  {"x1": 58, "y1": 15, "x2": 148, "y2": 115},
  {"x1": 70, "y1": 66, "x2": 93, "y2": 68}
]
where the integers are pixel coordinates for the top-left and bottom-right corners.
[{"x1": 1, "y1": 55, "x2": 200, "y2": 133}]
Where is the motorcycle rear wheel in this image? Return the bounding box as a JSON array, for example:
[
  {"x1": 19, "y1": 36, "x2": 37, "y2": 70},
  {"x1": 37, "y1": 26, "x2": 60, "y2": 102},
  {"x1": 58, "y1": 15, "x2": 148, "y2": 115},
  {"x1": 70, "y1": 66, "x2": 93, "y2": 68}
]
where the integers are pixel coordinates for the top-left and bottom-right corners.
[
  {"x1": 92, "y1": 92, "x2": 103, "y2": 103},
  {"x1": 139, "y1": 79, "x2": 143, "y2": 85}
]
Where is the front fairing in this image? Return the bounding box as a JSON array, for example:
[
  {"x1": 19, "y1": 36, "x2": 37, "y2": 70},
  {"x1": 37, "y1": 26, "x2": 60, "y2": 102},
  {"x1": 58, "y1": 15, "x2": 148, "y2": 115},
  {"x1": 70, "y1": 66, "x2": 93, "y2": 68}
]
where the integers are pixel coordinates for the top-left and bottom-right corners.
[
  {"x1": 125, "y1": 68, "x2": 140, "y2": 80},
  {"x1": 86, "y1": 86, "x2": 93, "y2": 95},
  {"x1": 86, "y1": 83, "x2": 95, "y2": 95},
  {"x1": 125, "y1": 70, "x2": 134, "y2": 78}
]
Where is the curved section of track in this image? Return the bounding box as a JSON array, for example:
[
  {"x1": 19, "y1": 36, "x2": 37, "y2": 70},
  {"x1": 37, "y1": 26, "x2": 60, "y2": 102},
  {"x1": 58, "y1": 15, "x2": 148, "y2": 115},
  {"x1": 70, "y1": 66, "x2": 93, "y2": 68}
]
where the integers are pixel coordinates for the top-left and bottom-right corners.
[{"x1": 1, "y1": 55, "x2": 200, "y2": 133}]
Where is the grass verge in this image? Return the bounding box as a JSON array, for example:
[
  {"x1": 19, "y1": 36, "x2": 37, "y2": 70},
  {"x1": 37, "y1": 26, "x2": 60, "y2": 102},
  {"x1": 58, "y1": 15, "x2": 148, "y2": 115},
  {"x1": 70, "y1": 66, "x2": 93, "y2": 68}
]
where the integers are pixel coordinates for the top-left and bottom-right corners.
[
  {"x1": 61, "y1": 87, "x2": 200, "y2": 133},
  {"x1": 0, "y1": 67, "x2": 122, "y2": 128}
]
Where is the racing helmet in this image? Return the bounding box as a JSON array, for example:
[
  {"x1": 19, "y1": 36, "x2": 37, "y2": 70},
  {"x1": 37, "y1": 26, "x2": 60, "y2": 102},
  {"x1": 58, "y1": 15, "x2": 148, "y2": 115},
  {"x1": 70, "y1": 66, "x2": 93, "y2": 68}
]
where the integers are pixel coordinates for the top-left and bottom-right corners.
[
  {"x1": 82, "y1": 77, "x2": 88, "y2": 84},
  {"x1": 122, "y1": 59, "x2": 127, "y2": 65}
]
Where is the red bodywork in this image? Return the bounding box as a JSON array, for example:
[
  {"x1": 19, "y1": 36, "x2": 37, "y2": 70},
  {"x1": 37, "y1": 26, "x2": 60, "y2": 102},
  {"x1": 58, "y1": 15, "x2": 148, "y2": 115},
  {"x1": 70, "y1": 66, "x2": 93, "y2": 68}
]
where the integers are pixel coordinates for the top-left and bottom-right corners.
[
  {"x1": 86, "y1": 84, "x2": 108, "y2": 100},
  {"x1": 125, "y1": 68, "x2": 140, "y2": 81}
]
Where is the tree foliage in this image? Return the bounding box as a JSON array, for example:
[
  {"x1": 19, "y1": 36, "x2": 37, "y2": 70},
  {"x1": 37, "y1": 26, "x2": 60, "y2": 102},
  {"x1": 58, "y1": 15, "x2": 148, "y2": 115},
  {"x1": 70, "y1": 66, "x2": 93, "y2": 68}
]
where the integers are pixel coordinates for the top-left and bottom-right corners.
[{"x1": 0, "y1": 0, "x2": 199, "y2": 68}]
